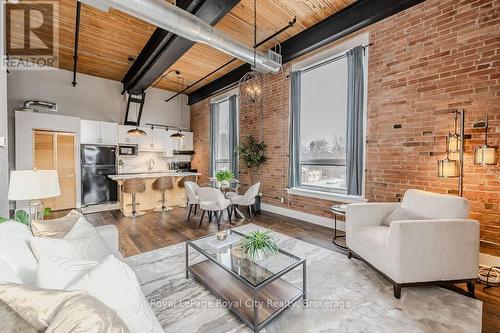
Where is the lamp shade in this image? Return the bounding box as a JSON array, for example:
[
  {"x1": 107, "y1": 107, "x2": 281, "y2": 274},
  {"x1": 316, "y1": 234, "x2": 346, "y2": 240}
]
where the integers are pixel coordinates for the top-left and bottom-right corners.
[
  {"x1": 8, "y1": 170, "x2": 61, "y2": 200},
  {"x1": 438, "y1": 159, "x2": 459, "y2": 178},
  {"x1": 447, "y1": 133, "x2": 460, "y2": 153},
  {"x1": 474, "y1": 145, "x2": 496, "y2": 165}
]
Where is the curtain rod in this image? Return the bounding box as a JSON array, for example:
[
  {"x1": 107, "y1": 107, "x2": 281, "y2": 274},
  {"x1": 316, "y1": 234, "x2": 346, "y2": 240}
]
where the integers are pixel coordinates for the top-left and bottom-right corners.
[{"x1": 294, "y1": 43, "x2": 372, "y2": 76}]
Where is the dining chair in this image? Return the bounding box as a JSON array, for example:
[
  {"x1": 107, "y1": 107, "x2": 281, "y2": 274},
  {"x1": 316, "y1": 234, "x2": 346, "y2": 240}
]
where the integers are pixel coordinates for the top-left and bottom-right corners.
[
  {"x1": 198, "y1": 187, "x2": 231, "y2": 231},
  {"x1": 184, "y1": 181, "x2": 200, "y2": 221},
  {"x1": 227, "y1": 182, "x2": 260, "y2": 220}
]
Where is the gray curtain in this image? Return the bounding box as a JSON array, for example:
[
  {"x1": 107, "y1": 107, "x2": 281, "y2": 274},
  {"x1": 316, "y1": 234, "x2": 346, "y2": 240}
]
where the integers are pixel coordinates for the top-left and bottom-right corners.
[
  {"x1": 346, "y1": 46, "x2": 364, "y2": 196},
  {"x1": 209, "y1": 102, "x2": 218, "y2": 177},
  {"x1": 228, "y1": 94, "x2": 238, "y2": 176},
  {"x1": 288, "y1": 71, "x2": 301, "y2": 188}
]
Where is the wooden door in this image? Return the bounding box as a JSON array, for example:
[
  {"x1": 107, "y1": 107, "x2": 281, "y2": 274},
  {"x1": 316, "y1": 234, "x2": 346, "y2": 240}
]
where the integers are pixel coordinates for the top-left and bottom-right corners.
[{"x1": 33, "y1": 130, "x2": 77, "y2": 211}]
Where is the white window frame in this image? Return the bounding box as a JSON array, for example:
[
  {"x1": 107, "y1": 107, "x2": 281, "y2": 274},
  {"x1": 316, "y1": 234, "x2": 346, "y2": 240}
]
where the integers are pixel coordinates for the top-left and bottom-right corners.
[
  {"x1": 210, "y1": 88, "x2": 239, "y2": 177},
  {"x1": 289, "y1": 33, "x2": 369, "y2": 202}
]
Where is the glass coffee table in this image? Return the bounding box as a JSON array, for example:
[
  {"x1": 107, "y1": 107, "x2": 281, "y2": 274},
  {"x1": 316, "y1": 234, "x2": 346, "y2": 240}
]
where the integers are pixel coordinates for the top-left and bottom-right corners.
[{"x1": 186, "y1": 230, "x2": 306, "y2": 333}]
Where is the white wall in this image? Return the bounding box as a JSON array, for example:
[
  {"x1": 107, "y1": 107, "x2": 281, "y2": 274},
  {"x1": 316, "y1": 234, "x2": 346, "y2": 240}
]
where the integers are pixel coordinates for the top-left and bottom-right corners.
[
  {"x1": 0, "y1": 3, "x2": 9, "y2": 217},
  {"x1": 7, "y1": 68, "x2": 190, "y2": 166},
  {"x1": 15, "y1": 111, "x2": 81, "y2": 209}
]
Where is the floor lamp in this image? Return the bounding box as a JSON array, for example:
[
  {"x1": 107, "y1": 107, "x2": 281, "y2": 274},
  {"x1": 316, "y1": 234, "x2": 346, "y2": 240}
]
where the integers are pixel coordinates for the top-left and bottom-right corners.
[{"x1": 438, "y1": 109, "x2": 465, "y2": 196}]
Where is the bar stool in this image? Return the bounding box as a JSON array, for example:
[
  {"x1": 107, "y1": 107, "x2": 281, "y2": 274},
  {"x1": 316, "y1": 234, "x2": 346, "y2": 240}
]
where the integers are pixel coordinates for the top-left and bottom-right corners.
[
  {"x1": 177, "y1": 175, "x2": 196, "y2": 208},
  {"x1": 152, "y1": 176, "x2": 174, "y2": 212},
  {"x1": 122, "y1": 178, "x2": 146, "y2": 218}
]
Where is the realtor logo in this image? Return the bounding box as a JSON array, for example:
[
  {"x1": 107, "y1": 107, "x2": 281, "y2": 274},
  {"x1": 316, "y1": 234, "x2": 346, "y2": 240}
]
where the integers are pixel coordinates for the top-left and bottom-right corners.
[{"x1": 3, "y1": 1, "x2": 59, "y2": 70}]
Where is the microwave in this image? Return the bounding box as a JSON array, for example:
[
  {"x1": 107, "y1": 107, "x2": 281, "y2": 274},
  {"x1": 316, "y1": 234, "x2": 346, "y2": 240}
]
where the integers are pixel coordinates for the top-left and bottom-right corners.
[{"x1": 118, "y1": 144, "x2": 138, "y2": 156}]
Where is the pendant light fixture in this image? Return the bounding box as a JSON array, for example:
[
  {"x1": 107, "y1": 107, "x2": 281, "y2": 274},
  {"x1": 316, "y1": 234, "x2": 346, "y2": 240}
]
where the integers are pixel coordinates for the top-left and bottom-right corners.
[
  {"x1": 474, "y1": 115, "x2": 497, "y2": 165},
  {"x1": 170, "y1": 72, "x2": 185, "y2": 140},
  {"x1": 126, "y1": 92, "x2": 146, "y2": 136},
  {"x1": 238, "y1": 0, "x2": 266, "y2": 104}
]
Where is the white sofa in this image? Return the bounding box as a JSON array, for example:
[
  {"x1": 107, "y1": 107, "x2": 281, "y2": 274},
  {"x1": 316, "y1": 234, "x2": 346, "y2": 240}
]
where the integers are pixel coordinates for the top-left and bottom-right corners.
[
  {"x1": 346, "y1": 189, "x2": 479, "y2": 298},
  {"x1": 0, "y1": 220, "x2": 121, "y2": 286}
]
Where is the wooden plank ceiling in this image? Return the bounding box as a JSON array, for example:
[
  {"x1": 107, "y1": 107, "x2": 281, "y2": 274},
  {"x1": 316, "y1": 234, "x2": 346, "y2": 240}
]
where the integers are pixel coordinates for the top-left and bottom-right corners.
[{"x1": 15, "y1": 0, "x2": 356, "y2": 93}]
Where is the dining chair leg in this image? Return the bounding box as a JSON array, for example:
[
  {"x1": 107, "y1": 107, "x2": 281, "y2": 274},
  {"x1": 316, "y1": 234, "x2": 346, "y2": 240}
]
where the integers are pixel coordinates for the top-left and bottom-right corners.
[
  {"x1": 216, "y1": 211, "x2": 222, "y2": 231},
  {"x1": 187, "y1": 204, "x2": 193, "y2": 221},
  {"x1": 194, "y1": 204, "x2": 197, "y2": 215},
  {"x1": 208, "y1": 211, "x2": 213, "y2": 223},
  {"x1": 199, "y1": 210, "x2": 206, "y2": 228},
  {"x1": 248, "y1": 205, "x2": 253, "y2": 220},
  {"x1": 227, "y1": 207, "x2": 232, "y2": 223}
]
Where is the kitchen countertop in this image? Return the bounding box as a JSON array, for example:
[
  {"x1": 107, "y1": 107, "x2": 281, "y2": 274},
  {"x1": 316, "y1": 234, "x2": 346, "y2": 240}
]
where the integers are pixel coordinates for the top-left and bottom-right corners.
[{"x1": 108, "y1": 171, "x2": 200, "y2": 181}]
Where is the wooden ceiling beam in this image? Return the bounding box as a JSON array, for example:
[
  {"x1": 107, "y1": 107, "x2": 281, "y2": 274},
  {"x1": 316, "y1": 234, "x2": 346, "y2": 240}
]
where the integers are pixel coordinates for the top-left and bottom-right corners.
[
  {"x1": 187, "y1": 0, "x2": 426, "y2": 105},
  {"x1": 121, "y1": 0, "x2": 241, "y2": 95}
]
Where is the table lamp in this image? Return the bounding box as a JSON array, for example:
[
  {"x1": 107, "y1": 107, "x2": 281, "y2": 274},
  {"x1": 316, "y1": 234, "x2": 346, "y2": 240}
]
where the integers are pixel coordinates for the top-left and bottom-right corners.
[{"x1": 8, "y1": 169, "x2": 61, "y2": 223}]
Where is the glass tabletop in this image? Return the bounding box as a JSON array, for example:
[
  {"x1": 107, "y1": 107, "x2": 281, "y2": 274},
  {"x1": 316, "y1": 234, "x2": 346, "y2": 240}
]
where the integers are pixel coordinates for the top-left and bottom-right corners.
[{"x1": 188, "y1": 230, "x2": 302, "y2": 287}]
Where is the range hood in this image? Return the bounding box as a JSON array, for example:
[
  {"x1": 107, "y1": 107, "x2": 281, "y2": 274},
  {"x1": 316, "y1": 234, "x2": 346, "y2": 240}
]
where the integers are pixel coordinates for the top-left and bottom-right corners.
[{"x1": 79, "y1": 0, "x2": 281, "y2": 73}]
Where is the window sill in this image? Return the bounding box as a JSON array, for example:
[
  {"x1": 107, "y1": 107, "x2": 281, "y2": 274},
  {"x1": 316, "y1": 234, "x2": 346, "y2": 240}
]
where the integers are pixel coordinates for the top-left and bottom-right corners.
[{"x1": 286, "y1": 187, "x2": 368, "y2": 204}]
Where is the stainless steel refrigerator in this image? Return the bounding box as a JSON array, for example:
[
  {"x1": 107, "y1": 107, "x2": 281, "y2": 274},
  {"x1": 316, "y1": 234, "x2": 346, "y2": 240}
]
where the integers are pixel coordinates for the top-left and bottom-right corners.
[{"x1": 81, "y1": 145, "x2": 117, "y2": 206}]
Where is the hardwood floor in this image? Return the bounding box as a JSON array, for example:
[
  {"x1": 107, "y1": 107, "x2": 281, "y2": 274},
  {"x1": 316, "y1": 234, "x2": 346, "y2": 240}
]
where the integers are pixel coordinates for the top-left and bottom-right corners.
[{"x1": 51, "y1": 207, "x2": 499, "y2": 332}]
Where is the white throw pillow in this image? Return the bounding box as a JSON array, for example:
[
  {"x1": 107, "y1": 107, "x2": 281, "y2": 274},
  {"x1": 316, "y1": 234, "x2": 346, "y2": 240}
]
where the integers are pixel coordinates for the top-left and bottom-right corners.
[
  {"x1": 68, "y1": 255, "x2": 163, "y2": 333},
  {"x1": 0, "y1": 221, "x2": 38, "y2": 285},
  {"x1": 63, "y1": 219, "x2": 99, "y2": 240},
  {"x1": 30, "y1": 232, "x2": 112, "y2": 263},
  {"x1": 0, "y1": 258, "x2": 22, "y2": 284},
  {"x1": 37, "y1": 255, "x2": 98, "y2": 290}
]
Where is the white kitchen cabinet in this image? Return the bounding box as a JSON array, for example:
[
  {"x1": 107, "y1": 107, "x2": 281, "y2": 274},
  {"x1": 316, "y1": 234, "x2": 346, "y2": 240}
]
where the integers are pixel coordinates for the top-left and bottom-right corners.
[
  {"x1": 99, "y1": 121, "x2": 118, "y2": 145},
  {"x1": 138, "y1": 127, "x2": 153, "y2": 151},
  {"x1": 153, "y1": 128, "x2": 167, "y2": 151},
  {"x1": 80, "y1": 120, "x2": 117, "y2": 145},
  {"x1": 117, "y1": 125, "x2": 139, "y2": 145},
  {"x1": 138, "y1": 127, "x2": 170, "y2": 151},
  {"x1": 181, "y1": 132, "x2": 194, "y2": 151},
  {"x1": 80, "y1": 120, "x2": 100, "y2": 144}
]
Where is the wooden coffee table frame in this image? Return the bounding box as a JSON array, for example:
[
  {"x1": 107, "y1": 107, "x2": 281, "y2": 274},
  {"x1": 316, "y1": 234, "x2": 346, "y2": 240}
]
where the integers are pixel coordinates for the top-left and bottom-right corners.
[{"x1": 186, "y1": 231, "x2": 306, "y2": 333}]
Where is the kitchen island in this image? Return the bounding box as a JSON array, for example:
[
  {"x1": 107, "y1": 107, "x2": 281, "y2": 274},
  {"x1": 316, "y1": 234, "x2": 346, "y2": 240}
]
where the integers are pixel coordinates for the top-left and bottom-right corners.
[{"x1": 108, "y1": 172, "x2": 200, "y2": 215}]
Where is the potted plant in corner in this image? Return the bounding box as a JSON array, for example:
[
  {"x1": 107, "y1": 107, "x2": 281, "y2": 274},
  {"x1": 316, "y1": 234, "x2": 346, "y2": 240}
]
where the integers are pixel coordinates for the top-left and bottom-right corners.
[
  {"x1": 241, "y1": 229, "x2": 278, "y2": 262},
  {"x1": 237, "y1": 135, "x2": 267, "y2": 212}
]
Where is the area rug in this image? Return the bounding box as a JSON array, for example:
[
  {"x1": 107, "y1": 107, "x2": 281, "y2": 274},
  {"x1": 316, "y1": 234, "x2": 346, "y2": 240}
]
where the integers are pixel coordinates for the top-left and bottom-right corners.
[{"x1": 126, "y1": 224, "x2": 482, "y2": 333}]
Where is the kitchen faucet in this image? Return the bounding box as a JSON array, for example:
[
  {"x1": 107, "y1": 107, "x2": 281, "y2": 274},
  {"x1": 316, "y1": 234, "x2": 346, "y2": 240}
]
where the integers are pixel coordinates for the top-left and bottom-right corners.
[{"x1": 148, "y1": 158, "x2": 155, "y2": 171}]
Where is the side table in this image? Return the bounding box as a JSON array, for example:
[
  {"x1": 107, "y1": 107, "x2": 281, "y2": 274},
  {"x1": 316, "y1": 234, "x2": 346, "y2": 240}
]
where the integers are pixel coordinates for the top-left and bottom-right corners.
[{"x1": 331, "y1": 205, "x2": 347, "y2": 250}]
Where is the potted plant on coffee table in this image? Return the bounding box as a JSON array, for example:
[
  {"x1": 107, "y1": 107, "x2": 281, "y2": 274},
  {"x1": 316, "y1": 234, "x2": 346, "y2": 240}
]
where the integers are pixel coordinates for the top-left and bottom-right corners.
[{"x1": 241, "y1": 229, "x2": 278, "y2": 261}]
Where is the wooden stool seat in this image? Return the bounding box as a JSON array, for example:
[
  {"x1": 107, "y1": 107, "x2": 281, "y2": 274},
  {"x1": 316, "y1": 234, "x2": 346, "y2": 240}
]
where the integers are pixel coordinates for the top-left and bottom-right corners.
[
  {"x1": 152, "y1": 176, "x2": 174, "y2": 212},
  {"x1": 177, "y1": 175, "x2": 196, "y2": 208},
  {"x1": 122, "y1": 178, "x2": 146, "y2": 218}
]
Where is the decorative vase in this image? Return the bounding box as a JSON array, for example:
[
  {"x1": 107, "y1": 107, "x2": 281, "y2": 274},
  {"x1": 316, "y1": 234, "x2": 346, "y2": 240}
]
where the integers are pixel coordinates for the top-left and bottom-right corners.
[
  {"x1": 248, "y1": 248, "x2": 266, "y2": 262},
  {"x1": 221, "y1": 180, "x2": 230, "y2": 187}
]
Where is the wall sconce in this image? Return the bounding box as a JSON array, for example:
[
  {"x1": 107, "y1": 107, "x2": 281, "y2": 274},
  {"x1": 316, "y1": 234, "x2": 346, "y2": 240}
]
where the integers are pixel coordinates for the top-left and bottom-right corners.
[
  {"x1": 473, "y1": 115, "x2": 497, "y2": 166},
  {"x1": 438, "y1": 110, "x2": 465, "y2": 196}
]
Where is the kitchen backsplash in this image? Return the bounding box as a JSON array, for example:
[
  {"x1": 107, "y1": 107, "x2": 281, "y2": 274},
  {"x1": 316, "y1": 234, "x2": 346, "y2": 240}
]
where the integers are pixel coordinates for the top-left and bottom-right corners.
[{"x1": 118, "y1": 152, "x2": 191, "y2": 174}]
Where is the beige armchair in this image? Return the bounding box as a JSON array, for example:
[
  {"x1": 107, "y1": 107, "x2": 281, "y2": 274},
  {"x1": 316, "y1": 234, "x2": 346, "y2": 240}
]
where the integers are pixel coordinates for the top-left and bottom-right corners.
[{"x1": 346, "y1": 189, "x2": 479, "y2": 298}]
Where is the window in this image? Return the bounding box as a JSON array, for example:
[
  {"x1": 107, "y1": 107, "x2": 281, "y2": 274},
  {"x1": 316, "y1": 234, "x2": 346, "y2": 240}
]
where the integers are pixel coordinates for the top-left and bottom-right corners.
[
  {"x1": 210, "y1": 93, "x2": 239, "y2": 176},
  {"x1": 213, "y1": 98, "x2": 231, "y2": 172},
  {"x1": 299, "y1": 57, "x2": 348, "y2": 193}
]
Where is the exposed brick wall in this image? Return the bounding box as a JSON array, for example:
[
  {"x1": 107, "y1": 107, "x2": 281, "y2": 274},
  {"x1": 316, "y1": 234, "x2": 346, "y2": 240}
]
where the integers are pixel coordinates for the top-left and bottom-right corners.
[{"x1": 191, "y1": 0, "x2": 500, "y2": 248}]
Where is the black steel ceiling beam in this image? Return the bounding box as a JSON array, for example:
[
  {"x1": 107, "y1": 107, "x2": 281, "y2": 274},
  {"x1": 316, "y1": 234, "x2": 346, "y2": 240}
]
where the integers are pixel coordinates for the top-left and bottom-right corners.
[
  {"x1": 188, "y1": 0, "x2": 426, "y2": 105},
  {"x1": 122, "y1": 0, "x2": 240, "y2": 95}
]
